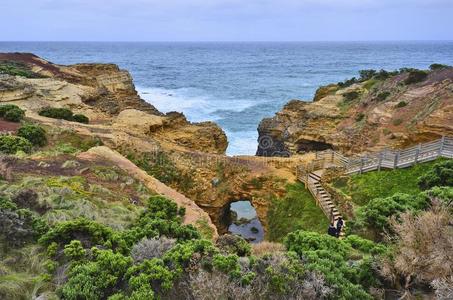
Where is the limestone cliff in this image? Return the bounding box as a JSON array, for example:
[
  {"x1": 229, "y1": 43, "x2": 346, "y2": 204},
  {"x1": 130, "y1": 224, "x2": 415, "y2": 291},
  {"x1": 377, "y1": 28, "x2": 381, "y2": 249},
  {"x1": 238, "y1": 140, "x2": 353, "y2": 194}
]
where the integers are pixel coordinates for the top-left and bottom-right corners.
[
  {"x1": 0, "y1": 53, "x2": 227, "y2": 154},
  {"x1": 257, "y1": 67, "x2": 453, "y2": 156}
]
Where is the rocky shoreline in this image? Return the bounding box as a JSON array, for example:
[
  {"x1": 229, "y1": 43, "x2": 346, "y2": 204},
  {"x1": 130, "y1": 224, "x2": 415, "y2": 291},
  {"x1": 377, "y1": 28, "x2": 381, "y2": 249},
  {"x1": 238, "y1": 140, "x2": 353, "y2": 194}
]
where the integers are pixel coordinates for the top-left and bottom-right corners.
[{"x1": 256, "y1": 66, "x2": 453, "y2": 156}]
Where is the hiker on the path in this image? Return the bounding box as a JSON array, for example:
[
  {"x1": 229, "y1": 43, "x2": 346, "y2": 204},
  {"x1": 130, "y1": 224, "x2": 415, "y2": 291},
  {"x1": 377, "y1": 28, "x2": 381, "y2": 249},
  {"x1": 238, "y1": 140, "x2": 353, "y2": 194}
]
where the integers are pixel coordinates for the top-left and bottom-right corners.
[
  {"x1": 328, "y1": 223, "x2": 337, "y2": 238},
  {"x1": 336, "y1": 217, "x2": 344, "y2": 237}
]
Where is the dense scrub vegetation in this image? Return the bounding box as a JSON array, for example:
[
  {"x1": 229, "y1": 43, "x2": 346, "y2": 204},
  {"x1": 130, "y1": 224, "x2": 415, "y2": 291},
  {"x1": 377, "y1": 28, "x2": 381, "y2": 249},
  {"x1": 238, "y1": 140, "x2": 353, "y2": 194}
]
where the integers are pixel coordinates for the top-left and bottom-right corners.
[
  {"x1": 0, "y1": 101, "x2": 451, "y2": 299},
  {"x1": 0, "y1": 135, "x2": 32, "y2": 154}
]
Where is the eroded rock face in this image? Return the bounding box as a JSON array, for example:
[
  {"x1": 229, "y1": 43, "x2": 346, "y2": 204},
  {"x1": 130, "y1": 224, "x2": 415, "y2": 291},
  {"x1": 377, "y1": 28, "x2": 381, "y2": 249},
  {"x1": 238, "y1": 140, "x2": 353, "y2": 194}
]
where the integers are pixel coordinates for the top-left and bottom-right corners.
[
  {"x1": 257, "y1": 68, "x2": 453, "y2": 156},
  {"x1": 0, "y1": 53, "x2": 228, "y2": 155},
  {"x1": 0, "y1": 53, "x2": 160, "y2": 116}
]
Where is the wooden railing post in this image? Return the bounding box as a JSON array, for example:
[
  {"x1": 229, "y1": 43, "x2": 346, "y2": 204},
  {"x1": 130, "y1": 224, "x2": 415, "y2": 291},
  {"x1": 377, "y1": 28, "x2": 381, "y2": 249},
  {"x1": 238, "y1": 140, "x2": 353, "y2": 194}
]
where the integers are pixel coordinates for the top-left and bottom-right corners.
[
  {"x1": 378, "y1": 152, "x2": 383, "y2": 171},
  {"x1": 359, "y1": 158, "x2": 364, "y2": 174},
  {"x1": 415, "y1": 144, "x2": 421, "y2": 163},
  {"x1": 439, "y1": 136, "x2": 445, "y2": 156},
  {"x1": 394, "y1": 151, "x2": 399, "y2": 169}
]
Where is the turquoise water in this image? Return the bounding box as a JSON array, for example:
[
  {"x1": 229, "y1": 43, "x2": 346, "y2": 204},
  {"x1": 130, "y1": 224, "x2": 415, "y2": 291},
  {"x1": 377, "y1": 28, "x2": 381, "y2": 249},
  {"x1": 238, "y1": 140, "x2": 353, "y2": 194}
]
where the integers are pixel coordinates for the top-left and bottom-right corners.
[{"x1": 1, "y1": 41, "x2": 453, "y2": 155}]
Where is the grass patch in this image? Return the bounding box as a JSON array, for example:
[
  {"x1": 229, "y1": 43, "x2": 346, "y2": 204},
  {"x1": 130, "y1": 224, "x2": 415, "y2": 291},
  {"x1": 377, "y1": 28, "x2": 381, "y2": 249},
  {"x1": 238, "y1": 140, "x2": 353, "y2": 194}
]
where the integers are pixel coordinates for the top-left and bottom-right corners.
[
  {"x1": 267, "y1": 183, "x2": 329, "y2": 242},
  {"x1": 335, "y1": 159, "x2": 447, "y2": 206},
  {"x1": 0, "y1": 61, "x2": 43, "y2": 78},
  {"x1": 362, "y1": 79, "x2": 378, "y2": 90}
]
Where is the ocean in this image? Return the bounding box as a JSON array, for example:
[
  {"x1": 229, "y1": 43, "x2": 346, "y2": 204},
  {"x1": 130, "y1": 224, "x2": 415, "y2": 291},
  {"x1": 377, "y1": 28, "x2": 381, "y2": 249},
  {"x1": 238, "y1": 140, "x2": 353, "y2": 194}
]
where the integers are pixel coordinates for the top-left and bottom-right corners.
[{"x1": 1, "y1": 41, "x2": 453, "y2": 155}]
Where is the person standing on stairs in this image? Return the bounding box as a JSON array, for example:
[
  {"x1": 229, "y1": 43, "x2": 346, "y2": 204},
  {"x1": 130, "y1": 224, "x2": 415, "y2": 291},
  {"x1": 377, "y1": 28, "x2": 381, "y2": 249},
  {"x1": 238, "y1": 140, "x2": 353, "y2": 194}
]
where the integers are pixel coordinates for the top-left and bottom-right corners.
[
  {"x1": 336, "y1": 217, "x2": 344, "y2": 237},
  {"x1": 328, "y1": 223, "x2": 337, "y2": 238}
]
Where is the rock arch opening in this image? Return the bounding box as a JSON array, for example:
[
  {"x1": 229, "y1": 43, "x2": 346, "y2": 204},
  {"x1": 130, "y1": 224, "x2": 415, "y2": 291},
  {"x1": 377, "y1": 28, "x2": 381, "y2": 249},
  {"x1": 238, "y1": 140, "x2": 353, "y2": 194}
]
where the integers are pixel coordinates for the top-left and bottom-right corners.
[{"x1": 223, "y1": 199, "x2": 264, "y2": 243}]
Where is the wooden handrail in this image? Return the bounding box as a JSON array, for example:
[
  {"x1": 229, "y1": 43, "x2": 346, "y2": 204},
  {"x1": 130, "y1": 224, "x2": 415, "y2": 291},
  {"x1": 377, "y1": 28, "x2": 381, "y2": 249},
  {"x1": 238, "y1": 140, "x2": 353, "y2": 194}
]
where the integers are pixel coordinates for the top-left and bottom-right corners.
[{"x1": 298, "y1": 136, "x2": 452, "y2": 177}]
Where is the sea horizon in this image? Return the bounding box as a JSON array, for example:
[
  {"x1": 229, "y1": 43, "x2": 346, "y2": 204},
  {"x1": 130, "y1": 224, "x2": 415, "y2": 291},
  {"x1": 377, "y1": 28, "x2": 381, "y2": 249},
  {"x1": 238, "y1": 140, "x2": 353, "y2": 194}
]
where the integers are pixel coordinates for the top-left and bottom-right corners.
[{"x1": 2, "y1": 41, "x2": 453, "y2": 155}]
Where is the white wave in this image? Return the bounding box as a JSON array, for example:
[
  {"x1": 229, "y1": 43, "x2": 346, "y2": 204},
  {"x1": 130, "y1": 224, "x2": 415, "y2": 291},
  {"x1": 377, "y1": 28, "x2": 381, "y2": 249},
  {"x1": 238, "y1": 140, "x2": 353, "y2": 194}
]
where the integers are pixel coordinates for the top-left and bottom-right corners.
[
  {"x1": 138, "y1": 86, "x2": 254, "y2": 123},
  {"x1": 138, "y1": 86, "x2": 258, "y2": 156},
  {"x1": 225, "y1": 130, "x2": 258, "y2": 156}
]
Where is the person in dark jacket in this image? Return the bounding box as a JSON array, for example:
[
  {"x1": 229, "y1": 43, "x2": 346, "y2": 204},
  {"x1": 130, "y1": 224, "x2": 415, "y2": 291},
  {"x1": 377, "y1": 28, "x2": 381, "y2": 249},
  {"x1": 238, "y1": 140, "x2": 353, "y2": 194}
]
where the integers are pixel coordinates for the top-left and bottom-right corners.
[
  {"x1": 327, "y1": 223, "x2": 337, "y2": 238},
  {"x1": 336, "y1": 217, "x2": 344, "y2": 237}
]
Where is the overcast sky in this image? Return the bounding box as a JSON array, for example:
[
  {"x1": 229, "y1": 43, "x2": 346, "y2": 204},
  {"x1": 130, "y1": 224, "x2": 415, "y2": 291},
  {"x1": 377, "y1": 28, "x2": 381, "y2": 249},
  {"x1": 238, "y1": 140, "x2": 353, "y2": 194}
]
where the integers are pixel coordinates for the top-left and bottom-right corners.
[{"x1": 1, "y1": 0, "x2": 452, "y2": 41}]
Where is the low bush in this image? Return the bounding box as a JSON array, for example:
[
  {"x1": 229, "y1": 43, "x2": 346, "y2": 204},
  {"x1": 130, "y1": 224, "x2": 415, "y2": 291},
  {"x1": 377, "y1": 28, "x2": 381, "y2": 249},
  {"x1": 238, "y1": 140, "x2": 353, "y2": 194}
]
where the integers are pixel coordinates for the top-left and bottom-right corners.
[
  {"x1": 72, "y1": 114, "x2": 89, "y2": 124},
  {"x1": 39, "y1": 107, "x2": 73, "y2": 121},
  {"x1": 4, "y1": 107, "x2": 25, "y2": 122},
  {"x1": 216, "y1": 234, "x2": 251, "y2": 257},
  {"x1": 0, "y1": 104, "x2": 25, "y2": 122},
  {"x1": 131, "y1": 237, "x2": 176, "y2": 263},
  {"x1": 0, "y1": 197, "x2": 48, "y2": 248},
  {"x1": 376, "y1": 91, "x2": 391, "y2": 101},
  {"x1": 404, "y1": 70, "x2": 428, "y2": 85},
  {"x1": 353, "y1": 193, "x2": 429, "y2": 233},
  {"x1": 38, "y1": 107, "x2": 90, "y2": 124},
  {"x1": 17, "y1": 123, "x2": 47, "y2": 146},
  {"x1": 0, "y1": 104, "x2": 21, "y2": 117},
  {"x1": 0, "y1": 135, "x2": 32, "y2": 154},
  {"x1": 395, "y1": 101, "x2": 407, "y2": 108},
  {"x1": 284, "y1": 231, "x2": 376, "y2": 299},
  {"x1": 418, "y1": 160, "x2": 453, "y2": 190},
  {"x1": 429, "y1": 63, "x2": 449, "y2": 71},
  {"x1": 355, "y1": 113, "x2": 365, "y2": 122},
  {"x1": 343, "y1": 90, "x2": 361, "y2": 102}
]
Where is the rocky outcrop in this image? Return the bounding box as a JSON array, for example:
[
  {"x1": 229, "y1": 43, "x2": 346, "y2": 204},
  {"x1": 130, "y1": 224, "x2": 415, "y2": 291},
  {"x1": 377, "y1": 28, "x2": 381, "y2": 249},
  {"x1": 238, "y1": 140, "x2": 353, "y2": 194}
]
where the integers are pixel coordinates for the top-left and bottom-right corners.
[
  {"x1": 257, "y1": 67, "x2": 453, "y2": 156},
  {"x1": 0, "y1": 53, "x2": 160, "y2": 116},
  {"x1": 0, "y1": 53, "x2": 227, "y2": 155}
]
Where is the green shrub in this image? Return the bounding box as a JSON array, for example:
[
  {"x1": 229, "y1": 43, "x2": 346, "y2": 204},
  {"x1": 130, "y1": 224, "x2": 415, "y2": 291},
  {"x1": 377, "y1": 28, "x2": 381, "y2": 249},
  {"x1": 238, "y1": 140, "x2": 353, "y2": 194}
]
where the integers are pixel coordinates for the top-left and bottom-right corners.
[
  {"x1": 3, "y1": 107, "x2": 25, "y2": 122},
  {"x1": 38, "y1": 217, "x2": 122, "y2": 250},
  {"x1": 64, "y1": 240, "x2": 86, "y2": 260},
  {"x1": 0, "y1": 61, "x2": 42, "y2": 78},
  {"x1": 343, "y1": 90, "x2": 361, "y2": 102},
  {"x1": 355, "y1": 113, "x2": 365, "y2": 122},
  {"x1": 216, "y1": 234, "x2": 251, "y2": 256},
  {"x1": 376, "y1": 91, "x2": 391, "y2": 101},
  {"x1": 429, "y1": 63, "x2": 449, "y2": 71},
  {"x1": 72, "y1": 114, "x2": 90, "y2": 124},
  {"x1": 0, "y1": 104, "x2": 21, "y2": 117},
  {"x1": 338, "y1": 77, "x2": 359, "y2": 88},
  {"x1": 17, "y1": 124, "x2": 47, "y2": 146},
  {"x1": 39, "y1": 107, "x2": 73, "y2": 121},
  {"x1": 418, "y1": 160, "x2": 453, "y2": 190},
  {"x1": 0, "y1": 135, "x2": 32, "y2": 154},
  {"x1": 38, "y1": 107, "x2": 89, "y2": 124},
  {"x1": 284, "y1": 231, "x2": 374, "y2": 299},
  {"x1": 404, "y1": 70, "x2": 428, "y2": 85},
  {"x1": 395, "y1": 101, "x2": 407, "y2": 108},
  {"x1": 359, "y1": 69, "x2": 377, "y2": 81},
  {"x1": 354, "y1": 193, "x2": 429, "y2": 232},
  {"x1": 61, "y1": 248, "x2": 132, "y2": 300},
  {"x1": 0, "y1": 197, "x2": 48, "y2": 247}
]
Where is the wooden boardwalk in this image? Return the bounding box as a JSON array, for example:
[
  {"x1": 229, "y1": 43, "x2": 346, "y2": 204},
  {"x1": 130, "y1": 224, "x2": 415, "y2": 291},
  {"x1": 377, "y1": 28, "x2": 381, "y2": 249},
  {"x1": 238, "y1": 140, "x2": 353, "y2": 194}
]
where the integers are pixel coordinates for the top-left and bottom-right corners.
[{"x1": 296, "y1": 136, "x2": 453, "y2": 237}]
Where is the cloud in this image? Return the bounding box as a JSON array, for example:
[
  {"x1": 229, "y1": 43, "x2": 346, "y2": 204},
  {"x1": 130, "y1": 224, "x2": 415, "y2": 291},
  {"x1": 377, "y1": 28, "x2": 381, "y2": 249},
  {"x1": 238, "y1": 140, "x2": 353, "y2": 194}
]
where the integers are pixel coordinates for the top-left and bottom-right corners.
[{"x1": 0, "y1": 0, "x2": 452, "y2": 41}]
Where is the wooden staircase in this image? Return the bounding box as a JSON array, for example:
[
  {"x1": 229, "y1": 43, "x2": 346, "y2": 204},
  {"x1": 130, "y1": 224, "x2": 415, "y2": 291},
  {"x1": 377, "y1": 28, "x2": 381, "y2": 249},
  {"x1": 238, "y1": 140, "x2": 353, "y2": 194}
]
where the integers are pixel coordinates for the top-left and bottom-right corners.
[
  {"x1": 305, "y1": 171, "x2": 345, "y2": 238},
  {"x1": 296, "y1": 136, "x2": 453, "y2": 238}
]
